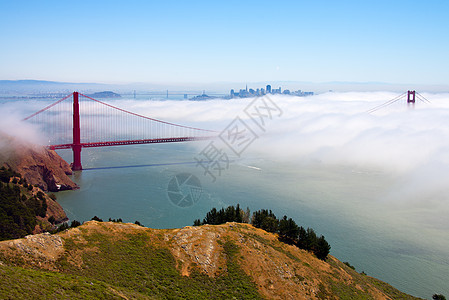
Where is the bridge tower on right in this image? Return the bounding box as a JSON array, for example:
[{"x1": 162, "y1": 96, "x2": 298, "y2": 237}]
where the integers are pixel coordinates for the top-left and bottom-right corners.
[{"x1": 407, "y1": 90, "x2": 416, "y2": 108}]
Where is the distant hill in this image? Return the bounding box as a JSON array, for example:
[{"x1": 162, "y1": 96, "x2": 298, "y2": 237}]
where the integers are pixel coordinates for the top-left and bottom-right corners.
[
  {"x1": 86, "y1": 91, "x2": 121, "y2": 98},
  {"x1": 0, "y1": 80, "x2": 110, "y2": 95},
  {"x1": 190, "y1": 93, "x2": 217, "y2": 101},
  {"x1": 0, "y1": 80, "x2": 64, "y2": 86},
  {"x1": 0, "y1": 221, "x2": 423, "y2": 299}
]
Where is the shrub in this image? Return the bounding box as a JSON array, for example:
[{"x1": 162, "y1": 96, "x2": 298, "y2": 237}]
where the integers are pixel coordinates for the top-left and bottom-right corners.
[
  {"x1": 0, "y1": 167, "x2": 20, "y2": 183},
  {"x1": 36, "y1": 191, "x2": 45, "y2": 200},
  {"x1": 70, "y1": 220, "x2": 81, "y2": 228},
  {"x1": 91, "y1": 216, "x2": 103, "y2": 222},
  {"x1": 57, "y1": 222, "x2": 69, "y2": 232},
  {"x1": 343, "y1": 262, "x2": 355, "y2": 270},
  {"x1": 48, "y1": 216, "x2": 56, "y2": 224},
  {"x1": 108, "y1": 218, "x2": 123, "y2": 223}
]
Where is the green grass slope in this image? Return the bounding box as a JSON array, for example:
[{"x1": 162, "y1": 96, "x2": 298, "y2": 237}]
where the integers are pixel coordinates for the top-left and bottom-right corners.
[{"x1": 0, "y1": 222, "x2": 424, "y2": 299}]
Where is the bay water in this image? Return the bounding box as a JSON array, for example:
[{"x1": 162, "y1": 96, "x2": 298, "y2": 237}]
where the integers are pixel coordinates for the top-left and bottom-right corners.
[
  {"x1": 55, "y1": 142, "x2": 449, "y2": 299},
  {"x1": 2, "y1": 95, "x2": 448, "y2": 299}
]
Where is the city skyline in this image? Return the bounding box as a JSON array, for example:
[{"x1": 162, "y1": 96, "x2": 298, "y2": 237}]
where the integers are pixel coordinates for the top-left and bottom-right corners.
[
  {"x1": 230, "y1": 84, "x2": 313, "y2": 98},
  {"x1": 1, "y1": 1, "x2": 449, "y2": 87}
]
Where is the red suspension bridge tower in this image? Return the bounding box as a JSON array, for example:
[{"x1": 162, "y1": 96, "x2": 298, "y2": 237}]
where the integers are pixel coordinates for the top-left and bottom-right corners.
[
  {"x1": 365, "y1": 90, "x2": 430, "y2": 114},
  {"x1": 72, "y1": 92, "x2": 82, "y2": 171},
  {"x1": 407, "y1": 90, "x2": 416, "y2": 108}
]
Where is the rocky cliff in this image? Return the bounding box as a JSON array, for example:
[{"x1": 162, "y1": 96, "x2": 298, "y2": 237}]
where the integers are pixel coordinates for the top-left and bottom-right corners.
[{"x1": 0, "y1": 132, "x2": 78, "y2": 191}]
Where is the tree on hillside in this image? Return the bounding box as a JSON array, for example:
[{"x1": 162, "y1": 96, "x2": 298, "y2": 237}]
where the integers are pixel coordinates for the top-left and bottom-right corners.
[
  {"x1": 296, "y1": 226, "x2": 308, "y2": 249},
  {"x1": 305, "y1": 227, "x2": 318, "y2": 251},
  {"x1": 195, "y1": 204, "x2": 246, "y2": 226},
  {"x1": 70, "y1": 220, "x2": 81, "y2": 228},
  {"x1": 314, "y1": 235, "x2": 331, "y2": 260},
  {"x1": 192, "y1": 205, "x2": 332, "y2": 261},
  {"x1": 252, "y1": 209, "x2": 279, "y2": 233},
  {"x1": 0, "y1": 167, "x2": 20, "y2": 183},
  {"x1": 278, "y1": 216, "x2": 300, "y2": 243},
  {"x1": 224, "y1": 205, "x2": 239, "y2": 223},
  {"x1": 0, "y1": 172, "x2": 10, "y2": 183},
  {"x1": 203, "y1": 207, "x2": 220, "y2": 225},
  {"x1": 0, "y1": 178, "x2": 49, "y2": 241},
  {"x1": 241, "y1": 207, "x2": 251, "y2": 223},
  {"x1": 433, "y1": 294, "x2": 446, "y2": 300}
]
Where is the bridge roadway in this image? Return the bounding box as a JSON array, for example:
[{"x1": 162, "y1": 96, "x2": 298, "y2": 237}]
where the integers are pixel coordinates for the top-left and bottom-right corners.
[{"x1": 49, "y1": 136, "x2": 214, "y2": 150}]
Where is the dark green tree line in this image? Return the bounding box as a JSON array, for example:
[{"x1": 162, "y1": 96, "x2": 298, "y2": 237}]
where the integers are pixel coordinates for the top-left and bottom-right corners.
[
  {"x1": 194, "y1": 204, "x2": 331, "y2": 260},
  {"x1": 251, "y1": 209, "x2": 330, "y2": 260},
  {"x1": 193, "y1": 204, "x2": 245, "y2": 226}
]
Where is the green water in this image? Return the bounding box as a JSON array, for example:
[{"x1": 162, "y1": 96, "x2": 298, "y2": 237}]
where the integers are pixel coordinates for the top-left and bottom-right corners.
[{"x1": 55, "y1": 143, "x2": 449, "y2": 299}]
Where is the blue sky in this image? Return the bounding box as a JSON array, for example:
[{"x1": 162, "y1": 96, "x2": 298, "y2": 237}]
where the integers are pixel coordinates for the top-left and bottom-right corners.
[{"x1": 1, "y1": 0, "x2": 448, "y2": 85}]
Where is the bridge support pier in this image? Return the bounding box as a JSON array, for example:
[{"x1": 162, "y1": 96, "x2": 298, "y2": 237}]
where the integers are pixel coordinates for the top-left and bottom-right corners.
[
  {"x1": 72, "y1": 145, "x2": 82, "y2": 171},
  {"x1": 72, "y1": 91, "x2": 83, "y2": 171}
]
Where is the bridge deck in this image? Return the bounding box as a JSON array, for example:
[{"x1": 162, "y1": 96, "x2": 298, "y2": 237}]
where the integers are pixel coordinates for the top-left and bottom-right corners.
[{"x1": 49, "y1": 136, "x2": 215, "y2": 150}]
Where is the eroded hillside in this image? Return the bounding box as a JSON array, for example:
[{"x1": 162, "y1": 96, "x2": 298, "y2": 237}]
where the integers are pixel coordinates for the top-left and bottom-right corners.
[
  {"x1": 0, "y1": 132, "x2": 78, "y2": 192},
  {"x1": 0, "y1": 221, "x2": 422, "y2": 299}
]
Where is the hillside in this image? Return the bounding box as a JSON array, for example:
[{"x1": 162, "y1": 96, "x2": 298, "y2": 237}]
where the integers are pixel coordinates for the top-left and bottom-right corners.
[
  {"x1": 0, "y1": 132, "x2": 78, "y2": 192},
  {"x1": 0, "y1": 221, "x2": 422, "y2": 299},
  {"x1": 0, "y1": 167, "x2": 68, "y2": 240}
]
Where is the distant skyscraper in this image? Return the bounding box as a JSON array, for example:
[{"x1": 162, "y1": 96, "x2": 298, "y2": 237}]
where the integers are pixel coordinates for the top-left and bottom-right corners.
[{"x1": 266, "y1": 85, "x2": 271, "y2": 93}]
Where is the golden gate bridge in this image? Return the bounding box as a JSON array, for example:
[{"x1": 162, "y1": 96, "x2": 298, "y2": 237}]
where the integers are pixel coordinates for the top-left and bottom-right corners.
[
  {"x1": 22, "y1": 90, "x2": 430, "y2": 171},
  {"x1": 23, "y1": 92, "x2": 217, "y2": 171},
  {"x1": 366, "y1": 90, "x2": 430, "y2": 113}
]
